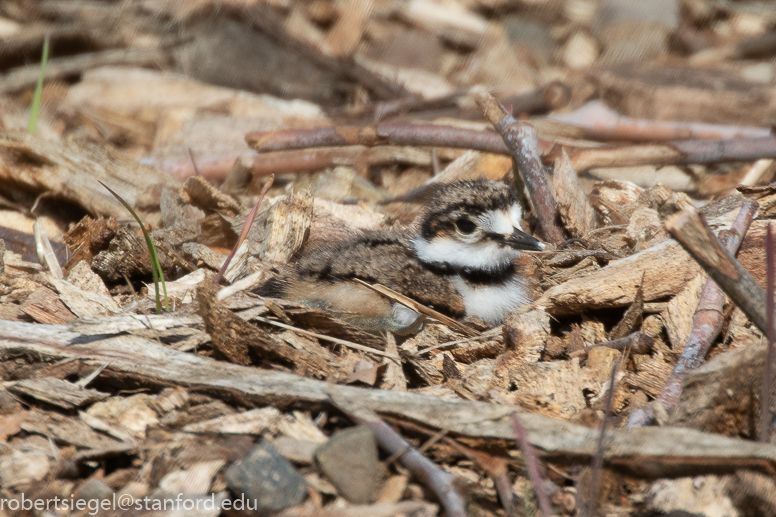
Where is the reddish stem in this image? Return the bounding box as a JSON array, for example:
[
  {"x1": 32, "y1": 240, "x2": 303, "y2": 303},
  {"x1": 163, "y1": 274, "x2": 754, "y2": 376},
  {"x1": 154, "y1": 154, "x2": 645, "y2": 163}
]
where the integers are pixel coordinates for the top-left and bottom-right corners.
[
  {"x1": 510, "y1": 413, "x2": 553, "y2": 517},
  {"x1": 214, "y1": 175, "x2": 274, "y2": 284},
  {"x1": 761, "y1": 222, "x2": 775, "y2": 442}
]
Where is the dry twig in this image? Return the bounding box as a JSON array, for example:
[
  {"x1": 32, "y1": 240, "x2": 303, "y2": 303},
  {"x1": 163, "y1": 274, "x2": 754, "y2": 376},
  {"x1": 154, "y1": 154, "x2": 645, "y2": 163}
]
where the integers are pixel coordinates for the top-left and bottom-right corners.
[
  {"x1": 762, "y1": 223, "x2": 775, "y2": 442},
  {"x1": 550, "y1": 100, "x2": 771, "y2": 142},
  {"x1": 215, "y1": 175, "x2": 274, "y2": 284},
  {"x1": 247, "y1": 122, "x2": 515, "y2": 154},
  {"x1": 510, "y1": 413, "x2": 553, "y2": 517},
  {"x1": 571, "y1": 332, "x2": 653, "y2": 360},
  {"x1": 251, "y1": 315, "x2": 399, "y2": 359},
  {"x1": 587, "y1": 358, "x2": 620, "y2": 516},
  {"x1": 559, "y1": 136, "x2": 776, "y2": 172},
  {"x1": 475, "y1": 92, "x2": 564, "y2": 244}
]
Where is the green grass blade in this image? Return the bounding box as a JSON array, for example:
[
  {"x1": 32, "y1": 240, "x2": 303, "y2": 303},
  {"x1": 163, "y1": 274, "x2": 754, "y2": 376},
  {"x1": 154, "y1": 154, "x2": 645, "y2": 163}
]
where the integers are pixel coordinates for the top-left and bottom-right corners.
[
  {"x1": 28, "y1": 35, "x2": 50, "y2": 134},
  {"x1": 99, "y1": 181, "x2": 169, "y2": 313}
]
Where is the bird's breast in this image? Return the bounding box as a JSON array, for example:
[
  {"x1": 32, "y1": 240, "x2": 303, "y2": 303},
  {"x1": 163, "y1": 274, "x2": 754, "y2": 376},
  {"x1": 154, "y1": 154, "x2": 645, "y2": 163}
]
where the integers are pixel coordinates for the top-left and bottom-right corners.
[{"x1": 450, "y1": 273, "x2": 531, "y2": 325}]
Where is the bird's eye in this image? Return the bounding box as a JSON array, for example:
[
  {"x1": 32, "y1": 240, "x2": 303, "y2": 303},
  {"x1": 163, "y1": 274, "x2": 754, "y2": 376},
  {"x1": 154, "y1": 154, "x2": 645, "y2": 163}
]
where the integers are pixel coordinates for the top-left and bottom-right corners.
[{"x1": 455, "y1": 219, "x2": 477, "y2": 235}]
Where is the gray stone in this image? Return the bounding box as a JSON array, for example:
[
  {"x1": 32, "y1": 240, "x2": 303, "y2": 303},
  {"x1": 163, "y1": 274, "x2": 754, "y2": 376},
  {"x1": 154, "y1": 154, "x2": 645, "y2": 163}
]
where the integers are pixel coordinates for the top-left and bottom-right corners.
[
  {"x1": 315, "y1": 425, "x2": 385, "y2": 504},
  {"x1": 75, "y1": 479, "x2": 113, "y2": 503},
  {"x1": 225, "y1": 439, "x2": 308, "y2": 513}
]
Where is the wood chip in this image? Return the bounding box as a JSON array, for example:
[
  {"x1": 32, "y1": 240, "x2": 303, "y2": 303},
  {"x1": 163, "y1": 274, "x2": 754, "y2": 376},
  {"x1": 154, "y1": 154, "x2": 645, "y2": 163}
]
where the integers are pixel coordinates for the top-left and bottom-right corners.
[
  {"x1": 552, "y1": 148, "x2": 597, "y2": 238},
  {"x1": 6, "y1": 377, "x2": 108, "y2": 410},
  {"x1": 20, "y1": 286, "x2": 76, "y2": 324}
]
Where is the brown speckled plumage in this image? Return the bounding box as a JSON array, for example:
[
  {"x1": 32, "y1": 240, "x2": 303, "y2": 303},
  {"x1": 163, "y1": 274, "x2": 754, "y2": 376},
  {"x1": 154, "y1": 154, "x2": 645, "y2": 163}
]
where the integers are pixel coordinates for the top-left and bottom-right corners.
[{"x1": 294, "y1": 233, "x2": 466, "y2": 316}]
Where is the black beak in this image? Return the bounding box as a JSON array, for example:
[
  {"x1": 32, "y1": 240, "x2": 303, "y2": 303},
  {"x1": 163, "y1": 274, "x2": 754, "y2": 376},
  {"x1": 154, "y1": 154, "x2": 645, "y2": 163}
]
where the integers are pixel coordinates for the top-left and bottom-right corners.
[{"x1": 505, "y1": 229, "x2": 545, "y2": 251}]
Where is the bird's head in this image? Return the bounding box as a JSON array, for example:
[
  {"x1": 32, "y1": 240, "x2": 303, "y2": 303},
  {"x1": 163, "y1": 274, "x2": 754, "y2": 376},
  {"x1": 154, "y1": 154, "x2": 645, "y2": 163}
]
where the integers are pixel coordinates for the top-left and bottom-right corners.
[{"x1": 411, "y1": 180, "x2": 544, "y2": 273}]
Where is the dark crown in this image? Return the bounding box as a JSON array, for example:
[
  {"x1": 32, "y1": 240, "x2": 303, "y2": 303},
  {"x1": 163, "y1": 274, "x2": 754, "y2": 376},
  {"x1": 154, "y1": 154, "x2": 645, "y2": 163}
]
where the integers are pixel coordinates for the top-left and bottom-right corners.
[{"x1": 418, "y1": 180, "x2": 517, "y2": 240}]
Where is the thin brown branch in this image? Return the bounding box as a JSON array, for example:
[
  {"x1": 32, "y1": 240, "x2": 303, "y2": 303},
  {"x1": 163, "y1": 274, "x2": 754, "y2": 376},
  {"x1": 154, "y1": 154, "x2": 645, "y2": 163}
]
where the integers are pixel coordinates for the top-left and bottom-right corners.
[
  {"x1": 588, "y1": 359, "x2": 619, "y2": 517},
  {"x1": 571, "y1": 332, "x2": 653, "y2": 361},
  {"x1": 510, "y1": 413, "x2": 553, "y2": 517},
  {"x1": 214, "y1": 175, "x2": 274, "y2": 284},
  {"x1": 475, "y1": 92, "x2": 565, "y2": 244},
  {"x1": 248, "y1": 122, "x2": 512, "y2": 154},
  {"x1": 550, "y1": 100, "x2": 771, "y2": 142},
  {"x1": 558, "y1": 136, "x2": 776, "y2": 172},
  {"x1": 664, "y1": 201, "x2": 767, "y2": 334},
  {"x1": 332, "y1": 396, "x2": 467, "y2": 517},
  {"x1": 629, "y1": 200, "x2": 758, "y2": 428},
  {"x1": 762, "y1": 222, "x2": 775, "y2": 442},
  {"x1": 247, "y1": 123, "x2": 776, "y2": 176}
]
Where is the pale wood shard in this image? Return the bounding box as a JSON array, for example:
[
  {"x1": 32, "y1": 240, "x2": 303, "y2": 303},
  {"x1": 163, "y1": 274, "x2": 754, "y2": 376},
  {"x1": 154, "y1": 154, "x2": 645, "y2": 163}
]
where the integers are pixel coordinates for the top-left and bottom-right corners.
[
  {"x1": 0, "y1": 131, "x2": 179, "y2": 219},
  {"x1": 4, "y1": 319, "x2": 776, "y2": 476},
  {"x1": 183, "y1": 407, "x2": 281, "y2": 435},
  {"x1": 5, "y1": 377, "x2": 109, "y2": 410},
  {"x1": 609, "y1": 281, "x2": 645, "y2": 340},
  {"x1": 381, "y1": 332, "x2": 408, "y2": 391},
  {"x1": 646, "y1": 475, "x2": 736, "y2": 517},
  {"x1": 590, "y1": 180, "x2": 644, "y2": 226},
  {"x1": 78, "y1": 411, "x2": 137, "y2": 444},
  {"x1": 20, "y1": 408, "x2": 122, "y2": 449},
  {"x1": 183, "y1": 176, "x2": 244, "y2": 218},
  {"x1": 20, "y1": 286, "x2": 76, "y2": 324},
  {"x1": 2, "y1": 250, "x2": 42, "y2": 275},
  {"x1": 70, "y1": 313, "x2": 205, "y2": 335},
  {"x1": 502, "y1": 308, "x2": 549, "y2": 365},
  {"x1": 552, "y1": 149, "x2": 597, "y2": 239},
  {"x1": 67, "y1": 260, "x2": 111, "y2": 297},
  {"x1": 625, "y1": 358, "x2": 673, "y2": 399},
  {"x1": 664, "y1": 273, "x2": 706, "y2": 350},
  {"x1": 397, "y1": 0, "x2": 488, "y2": 48},
  {"x1": 259, "y1": 191, "x2": 315, "y2": 264},
  {"x1": 511, "y1": 359, "x2": 586, "y2": 418},
  {"x1": 33, "y1": 221, "x2": 63, "y2": 279},
  {"x1": 326, "y1": 0, "x2": 373, "y2": 57},
  {"x1": 625, "y1": 207, "x2": 666, "y2": 251},
  {"x1": 48, "y1": 275, "x2": 120, "y2": 317}
]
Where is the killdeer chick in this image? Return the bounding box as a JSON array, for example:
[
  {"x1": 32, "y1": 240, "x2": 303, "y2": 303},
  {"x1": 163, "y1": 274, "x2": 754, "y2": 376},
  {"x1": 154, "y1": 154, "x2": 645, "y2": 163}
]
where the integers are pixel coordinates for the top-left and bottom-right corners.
[{"x1": 258, "y1": 180, "x2": 544, "y2": 333}]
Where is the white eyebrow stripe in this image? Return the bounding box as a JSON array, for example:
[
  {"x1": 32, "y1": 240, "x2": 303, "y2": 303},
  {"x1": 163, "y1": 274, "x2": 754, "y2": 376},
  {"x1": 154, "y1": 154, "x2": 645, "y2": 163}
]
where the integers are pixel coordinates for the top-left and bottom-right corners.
[
  {"x1": 510, "y1": 204, "x2": 523, "y2": 228},
  {"x1": 481, "y1": 210, "x2": 514, "y2": 235}
]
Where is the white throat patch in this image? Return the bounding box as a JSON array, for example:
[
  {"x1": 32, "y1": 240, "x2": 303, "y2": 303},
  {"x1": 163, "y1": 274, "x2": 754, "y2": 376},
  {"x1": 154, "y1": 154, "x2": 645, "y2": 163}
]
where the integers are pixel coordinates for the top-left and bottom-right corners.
[
  {"x1": 411, "y1": 236, "x2": 520, "y2": 272},
  {"x1": 451, "y1": 274, "x2": 530, "y2": 325}
]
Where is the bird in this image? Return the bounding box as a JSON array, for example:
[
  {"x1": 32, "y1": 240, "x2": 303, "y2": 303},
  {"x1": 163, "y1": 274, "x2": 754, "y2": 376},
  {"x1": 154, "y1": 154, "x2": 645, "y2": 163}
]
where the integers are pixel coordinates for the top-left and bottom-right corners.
[{"x1": 256, "y1": 179, "x2": 544, "y2": 333}]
